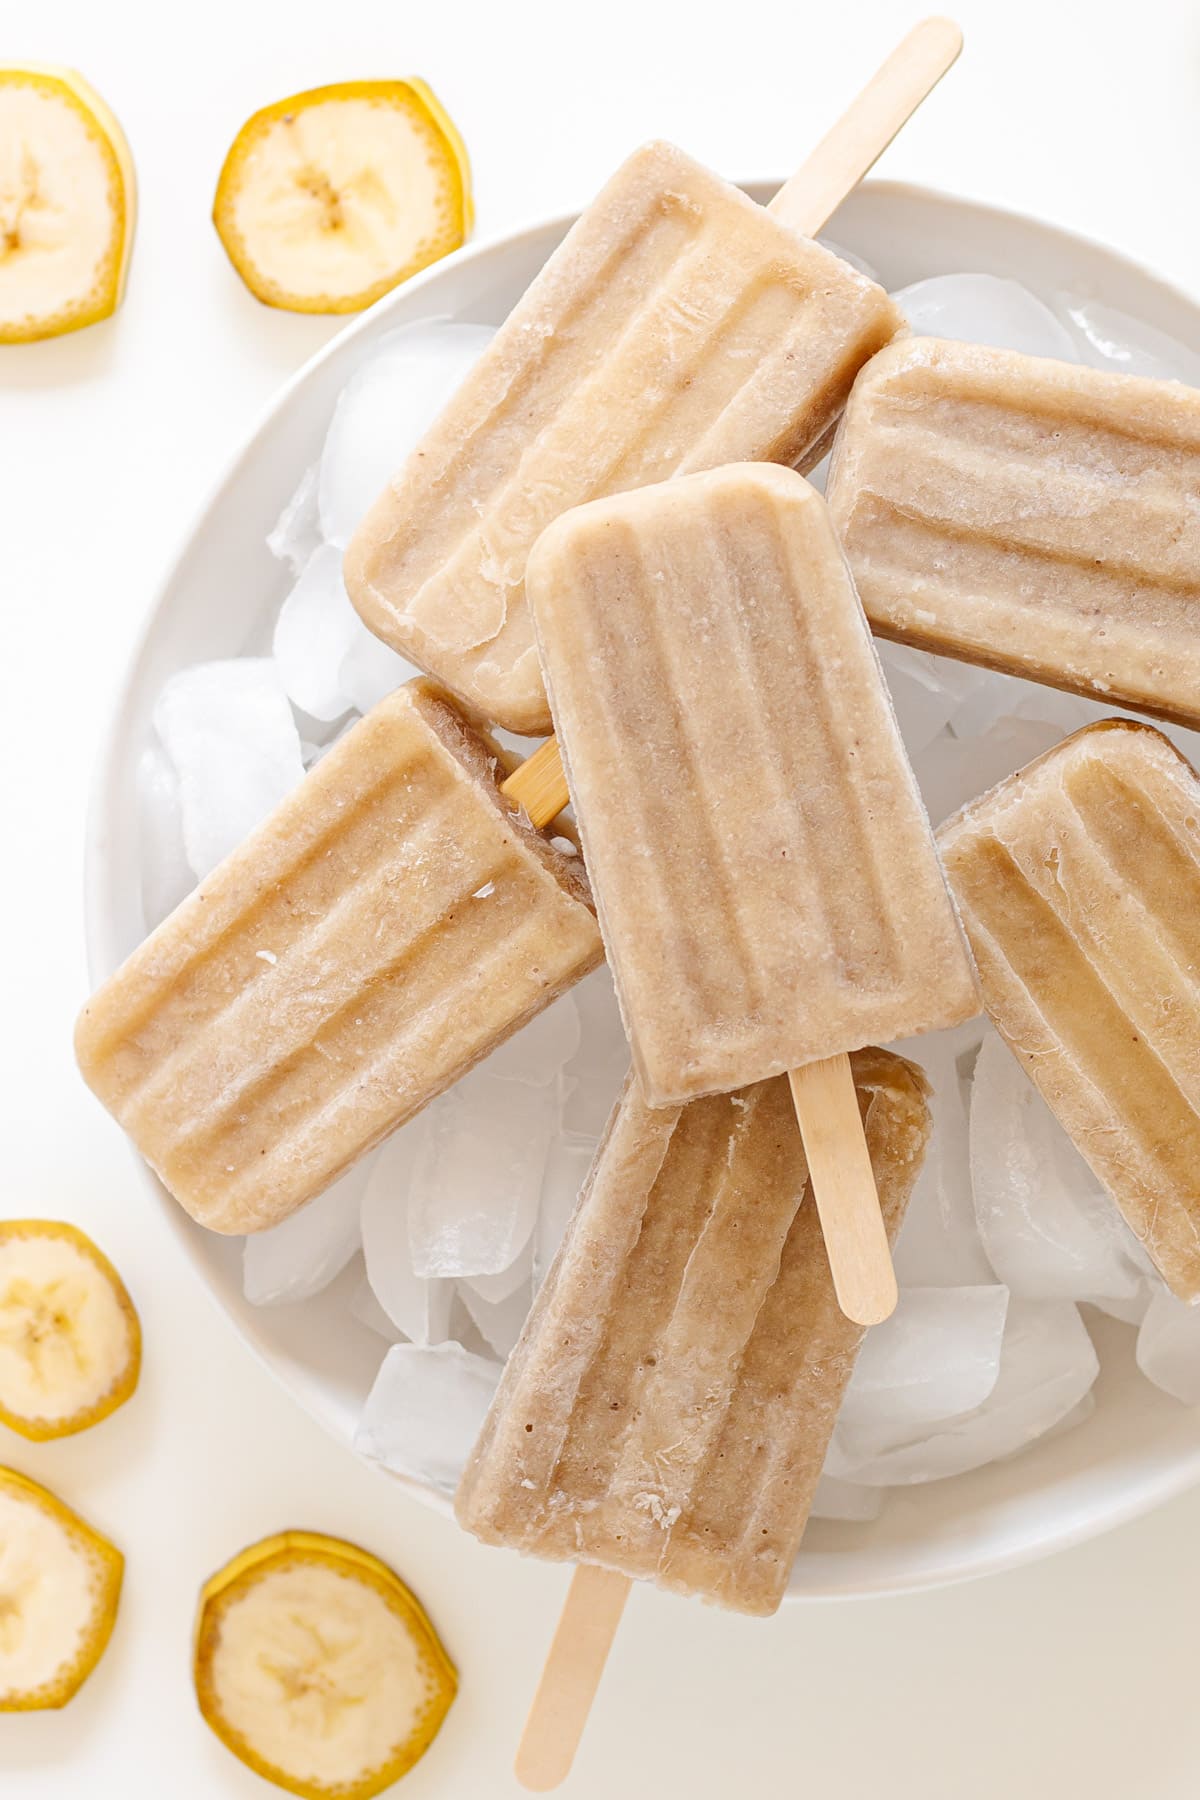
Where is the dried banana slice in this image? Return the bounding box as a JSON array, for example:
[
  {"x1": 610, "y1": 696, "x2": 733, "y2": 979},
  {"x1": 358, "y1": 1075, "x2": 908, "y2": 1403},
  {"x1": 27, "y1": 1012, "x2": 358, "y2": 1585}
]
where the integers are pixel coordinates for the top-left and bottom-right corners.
[
  {"x1": 194, "y1": 1531, "x2": 457, "y2": 1798},
  {"x1": 0, "y1": 1468, "x2": 123, "y2": 1710},
  {"x1": 0, "y1": 1220, "x2": 141, "y2": 1440},
  {"x1": 213, "y1": 80, "x2": 472, "y2": 314},
  {"x1": 0, "y1": 65, "x2": 135, "y2": 343}
]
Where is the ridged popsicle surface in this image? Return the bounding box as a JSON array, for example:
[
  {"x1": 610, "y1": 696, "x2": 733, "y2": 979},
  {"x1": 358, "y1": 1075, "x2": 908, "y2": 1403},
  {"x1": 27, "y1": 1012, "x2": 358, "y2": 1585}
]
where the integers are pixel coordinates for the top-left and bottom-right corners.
[
  {"x1": 455, "y1": 1047, "x2": 930, "y2": 1615},
  {"x1": 939, "y1": 719, "x2": 1200, "y2": 1301},
  {"x1": 345, "y1": 142, "x2": 903, "y2": 732},
  {"x1": 827, "y1": 338, "x2": 1200, "y2": 726},
  {"x1": 76, "y1": 682, "x2": 602, "y2": 1233},
  {"x1": 527, "y1": 462, "x2": 977, "y2": 1103}
]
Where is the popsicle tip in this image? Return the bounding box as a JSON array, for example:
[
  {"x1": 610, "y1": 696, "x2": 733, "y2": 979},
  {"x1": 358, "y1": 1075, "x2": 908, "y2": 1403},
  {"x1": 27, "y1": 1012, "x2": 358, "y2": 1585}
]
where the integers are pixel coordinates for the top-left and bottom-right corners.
[{"x1": 912, "y1": 15, "x2": 964, "y2": 61}]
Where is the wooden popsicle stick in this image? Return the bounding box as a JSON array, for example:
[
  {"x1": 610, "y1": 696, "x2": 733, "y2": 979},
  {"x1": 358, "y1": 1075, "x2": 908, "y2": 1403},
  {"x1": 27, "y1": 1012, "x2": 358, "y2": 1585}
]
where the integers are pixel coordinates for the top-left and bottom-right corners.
[
  {"x1": 504, "y1": 28, "x2": 960, "y2": 1778},
  {"x1": 514, "y1": 1565, "x2": 631, "y2": 1791},
  {"x1": 501, "y1": 736, "x2": 571, "y2": 830},
  {"x1": 789, "y1": 1053, "x2": 898, "y2": 1326},
  {"x1": 768, "y1": 16, "x2": 963, "y2": 236}
]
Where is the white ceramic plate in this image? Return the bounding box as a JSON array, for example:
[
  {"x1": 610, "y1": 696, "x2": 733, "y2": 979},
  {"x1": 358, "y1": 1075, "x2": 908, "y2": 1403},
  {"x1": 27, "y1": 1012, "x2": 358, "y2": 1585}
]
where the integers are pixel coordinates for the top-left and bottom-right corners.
[{"x1": 84, "y1": 179, "x2": 1200, "y2": 1599}]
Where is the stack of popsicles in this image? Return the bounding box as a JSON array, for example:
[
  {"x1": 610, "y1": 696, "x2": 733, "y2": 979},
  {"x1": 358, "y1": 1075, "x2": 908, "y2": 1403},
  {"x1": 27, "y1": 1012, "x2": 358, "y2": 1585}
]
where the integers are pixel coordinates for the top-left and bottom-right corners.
[{"x1": 75, "y1": 11, "x2": 1200, "y2": 1790}]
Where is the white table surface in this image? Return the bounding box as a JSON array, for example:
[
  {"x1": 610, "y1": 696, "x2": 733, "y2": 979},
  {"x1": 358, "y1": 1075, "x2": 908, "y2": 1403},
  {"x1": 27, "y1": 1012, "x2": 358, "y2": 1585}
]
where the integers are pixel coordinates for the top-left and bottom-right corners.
[{"x1": 5, "y1": 1, "x2": 1200, "y2": 1793}]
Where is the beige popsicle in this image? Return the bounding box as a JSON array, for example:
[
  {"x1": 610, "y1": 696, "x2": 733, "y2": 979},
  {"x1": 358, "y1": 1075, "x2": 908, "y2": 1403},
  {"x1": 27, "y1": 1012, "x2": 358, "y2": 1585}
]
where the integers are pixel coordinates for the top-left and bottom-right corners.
[
  {"x1": 516, "y1": 465, "x2": 976, "y2": 1332},
  {"x1": 455, "y1": 1050, "x2": 930, "y2": 1789},
  {"x1": 826, "y1": 337, "x2": 1200, "y2": 726},
  {"x1": 76, "y1": 682, "x2": 601, "y2": 1233},
  {"x1": 344, "y1": 18, "x2": 964, "y2": 735},
  {"x1": 939, "y1": 719, "x2": 1200, "y2": 1303}
]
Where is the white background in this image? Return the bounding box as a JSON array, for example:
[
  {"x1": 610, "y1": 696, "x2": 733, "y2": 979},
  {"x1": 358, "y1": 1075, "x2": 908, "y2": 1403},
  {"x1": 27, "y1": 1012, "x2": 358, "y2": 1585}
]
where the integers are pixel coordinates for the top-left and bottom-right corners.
[{"x1": 5, "y1": 0, "x2": 1200, "y2": 1794}]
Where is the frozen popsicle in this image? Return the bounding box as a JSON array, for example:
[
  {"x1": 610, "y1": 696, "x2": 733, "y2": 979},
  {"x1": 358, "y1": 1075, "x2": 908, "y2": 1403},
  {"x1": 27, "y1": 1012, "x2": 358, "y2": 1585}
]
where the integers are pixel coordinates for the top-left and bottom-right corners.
[
  {"x1": 525, "y1": 463, "x2": 975, "y2": 1323},
  {"x1": 458, "y1": 1048, "x2": 930, "y2": 1606},
  {"x1": 344, "y1": 20, "x2": 965, "y2": 734},
  {"x1": 75, "y1": 681, "x2": 602, "y2": 1234},
  {"x1": 464, "y1": 1048, "x2": 930, "y2": 1791},
  {"x1": 826, "y1": 338, "x2": 1200, "y2": 727},
  {"x1": 939, "y1": 719, "x2": 1200, "y2": 1304}
]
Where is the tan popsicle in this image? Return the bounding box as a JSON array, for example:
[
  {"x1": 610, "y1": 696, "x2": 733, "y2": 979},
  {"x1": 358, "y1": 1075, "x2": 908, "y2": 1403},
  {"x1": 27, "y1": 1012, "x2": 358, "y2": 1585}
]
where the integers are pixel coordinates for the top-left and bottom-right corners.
[
  {"x1": 826, "y1": 337, "x2": 1200, "y2": 725},
  {"x1": 76, "y1": 682, "x2": 602, "y2": 1234},
  {"x1": 345, "y1": 19, "x2": 964, "y2": 736},
  {"x1": 458, "y1": 1051, "x2": 930, "y2": 1789},
  {"x1": 939, "y1": 719, "x2": 1200, "y2": 1304},
  {"x1": 508, "y1": 466, "x2": 976, "y2": 1331}
]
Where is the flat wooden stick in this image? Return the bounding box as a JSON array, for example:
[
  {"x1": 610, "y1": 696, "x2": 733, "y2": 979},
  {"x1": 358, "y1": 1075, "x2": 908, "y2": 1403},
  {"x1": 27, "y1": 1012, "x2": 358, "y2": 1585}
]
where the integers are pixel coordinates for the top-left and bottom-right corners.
[
  {"x1": 768, "y1": 17, "x2": 963, "y2": 236},
  {"x1": 789, "y1": 1053, "x2": 897, "y2": 1326},
  {"x1": 505, "y1": 26, "x2": 957, "y2": 1774},
  {"x1": 501, "y1": 736, "x2": 570, "y2": 831},
  {"x1": 514, "y1": 1565, "x2": 631, "y2": 1791}
]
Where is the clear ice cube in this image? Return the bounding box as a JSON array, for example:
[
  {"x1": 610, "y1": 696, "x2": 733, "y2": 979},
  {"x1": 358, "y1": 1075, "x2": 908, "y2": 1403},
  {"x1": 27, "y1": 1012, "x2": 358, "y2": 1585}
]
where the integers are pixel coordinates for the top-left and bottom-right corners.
[
  {"x1": 970, "y1": 1033, "x2": 1151, "y2": 1301},
  {"x1": 153, "y1": 659, "x2": 305, "y2": 879},
  {"x1": 894, "y1": 274, "x2": 1080, "y2": 361},
  {"x1": 831, "y1": 1284, "x2": 1009, "y2": 1470},
  {"x1": 1136, "y1": 1287, "x2": 1200, "y2": 1404},
  {"x1": 318, "y1": 321, "x2": 497, "y2": 547},
  {"x1": 892, "y1": 1021, "x2": 995, "y2": 1288},
  {"x1": 355, "y1": 1341, "x2": 502, "y2": 1492},
  {"x1": 827, "y1": 1299, "x2": 1099, "y2": 1486},
  {"x1": 360, "y1": 1129, "x2": 455, "y2": 1344},
  {"x1": 1055, "y1": 294, "x2": 1200, "y2": 385},
  {"x1": 266, "y1": 463, "x2": 322, "y2": 573},
  {"x1": 457, "y1": 1275, "x2": 532, "y2": 1361},
  {"x1": 407, "y1": 1066, "x2": 558, "y2": 1278},
  {"x1": 242, "y1": 1162, "x2": 369, "y2": 1306},
  {"x1": 337, "y1": 622, "x2": 422, "y2": 716},
  {"x1": 137, "y1": 742, "x2": 193, "y2": 928},
  {"x1": 272, "y1": 546, "x2": 360, "y2": 722}
]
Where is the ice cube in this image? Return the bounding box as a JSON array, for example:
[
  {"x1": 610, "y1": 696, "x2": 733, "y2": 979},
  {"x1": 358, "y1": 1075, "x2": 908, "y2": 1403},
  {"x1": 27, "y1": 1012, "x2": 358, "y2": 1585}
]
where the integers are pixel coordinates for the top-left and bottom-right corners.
[
  {"x1": 561, "y1": 967, "x2": 629, "y2": 1137},
  {"x1": 970, "y1": 1034, "x2": 1151, "y2": 1301},
  {"x1": 360, "y1": 1130, "x2": 454, "y2": 1344},
  {"x1": 817, "y1": 238, "x2": 881, "y2": 287},
  {"x1": 355, "y1": 1341, "x2": 501, "y2": 1492},
  {"x1": 892, "y1": 1021, "x2": 995, "y2": 1288},
  {"x1": 457, "y1": 1275, "x2": 532, "y2": 1361},
  {"x1": 1136, "y1": 1287, "x2": 1200, "y2": 1404},
  {"x1": 460, "y1": 1242, "x2": 533, "y2": 1305},
  {"x1": 242, "y1": 1163, "x2": 369, "y2": 1306},
  {"x1": 483, "y1": 991, "x2": 581, "y2": 1085},
  {"x1": 808, "y1": 1476, "x2": 887, "y2": 1523},
  {"x1": 827, "y1": 1299, "x2": 1099, "y2": 1486},
  {"x1": 1091, "y1": 1289, "x2": 1153, "y2": 1327},
  {"x1": 267, "y1": 463, "x2": 321, "y2": 573},
  {"x1": 1055, "y1": 294, "x2": 1200, "y2": 385},
  {"x1": 534, "y1": 1134, "x2": 594, "y2": 1289},
  {"x1": 894, "y1": 274, "x2": 1080, "y2": 361},
  {"x1": 912, "y1": 715, "x2": 1064, "y2": 828},
  {"x1": 878, "y1": 642, "x2": 995, "y2": 757},
  {"x1": 337, "y1": 620, "x2": 422, "y2": 716},
  {"x1": 348, "y1": 1272, "x2": 403, "y2": 1343},
  {"x1": 137, "y1": 742, "x2": 193, "y2": 928},
  {"x1": 319, "y1": 321, "x2": 497, "y2": 547},
  {"x1": 153, "y1": 659, "x2": 305, "y2": 879},
  {"x1": 832, "y1": 1285, "x2": 1009, "y2": 1470},
  {"x1": 272, "y1": 546, "x2": 360, "y2": 722},
  {"x1": 407, "y1": 1066, "x2": 558, "y2": 1278}
]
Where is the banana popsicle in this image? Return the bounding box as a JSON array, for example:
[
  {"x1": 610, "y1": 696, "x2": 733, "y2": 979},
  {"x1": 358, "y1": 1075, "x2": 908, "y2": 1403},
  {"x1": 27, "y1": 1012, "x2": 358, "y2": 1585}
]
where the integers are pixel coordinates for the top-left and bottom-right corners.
[
  {"x1": 526, "y1": 463, "x2": 978, "y2": 1106},
  {"x1": 344, "y1": 141, "x2": 904, "y2": 734},
  {"x1": 457, "y1": 1048, "x2": 930, "y2": 1614},
  {"x1": 939, "y1": 720, "x2": 1200, "y2": 1304},
  {"x1": 826, "y1": 339, "x2": 1200, "y2": 727},
  {"x1": 76, "y1": 682, "x2": 602, "y2": 1234}
]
